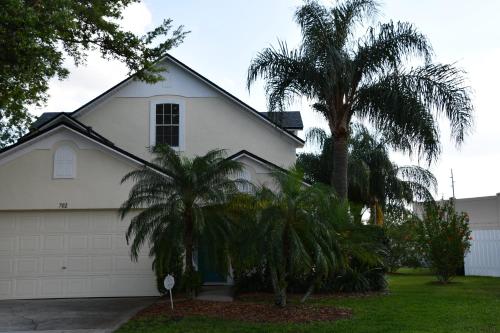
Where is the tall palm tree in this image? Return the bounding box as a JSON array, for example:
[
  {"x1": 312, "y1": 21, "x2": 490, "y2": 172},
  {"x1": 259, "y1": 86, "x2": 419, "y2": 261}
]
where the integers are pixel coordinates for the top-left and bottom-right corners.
[
  {"x1": 232, "y1": 167, "x2": 343, "y2": 307},
  {"x1": 119, "y1": 145, "x2": 244, "y2": 296},
  {"x1": 298, "y1": 126, "x2": 437, "y2": 224},
  {"x1": 247, "y1": 0, "x2": 472, "y2": 199}
]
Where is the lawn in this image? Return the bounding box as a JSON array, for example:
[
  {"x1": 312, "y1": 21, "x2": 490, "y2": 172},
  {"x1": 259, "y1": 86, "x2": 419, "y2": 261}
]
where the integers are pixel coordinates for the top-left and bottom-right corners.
[{"x1": 117, "y1": 270, "x2": 500, "y2": 333}]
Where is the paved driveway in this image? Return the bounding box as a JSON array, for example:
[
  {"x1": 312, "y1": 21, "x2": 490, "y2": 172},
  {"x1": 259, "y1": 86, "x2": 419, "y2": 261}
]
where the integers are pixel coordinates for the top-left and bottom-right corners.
[{"x1": 0, "y1": 297, "x2": 157, "y2": 332}]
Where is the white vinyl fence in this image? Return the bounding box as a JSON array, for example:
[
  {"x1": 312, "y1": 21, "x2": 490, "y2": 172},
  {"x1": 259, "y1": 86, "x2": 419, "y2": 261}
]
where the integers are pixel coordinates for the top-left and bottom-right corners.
[{"x1": 464, "y1": 229, "x2": 500, "y2": 277}]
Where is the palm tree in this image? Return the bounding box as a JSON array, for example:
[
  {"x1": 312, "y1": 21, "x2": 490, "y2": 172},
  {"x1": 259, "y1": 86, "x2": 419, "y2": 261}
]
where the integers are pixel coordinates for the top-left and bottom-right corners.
[
  {"x1": 119, "y1": 145, "x2": 244, "y2": 297},
  {"x1": 298, "y1": 126, "x2": 437, "y2": 224},
  {"x1": 247, "y1": 0, "x2": 472, "y2": 199},
  {"x1": 232, "y1": 167, "x2": 343, "y2": 307}
]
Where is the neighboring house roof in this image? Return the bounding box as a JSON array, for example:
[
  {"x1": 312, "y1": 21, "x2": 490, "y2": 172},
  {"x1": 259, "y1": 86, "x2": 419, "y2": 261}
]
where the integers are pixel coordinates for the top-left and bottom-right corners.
[
  {"x1": 66, "y1": 53, "x2": 304, "y2": 144},
  {"x1": 259, "y1": 112, "x2": 303, "y2": 130},
  {"x1": 25, "y1": 113, "x2": 113, "y2": 144},
  {"x1": 30, "y1": 112, "x2": 61, "y2": 129}
]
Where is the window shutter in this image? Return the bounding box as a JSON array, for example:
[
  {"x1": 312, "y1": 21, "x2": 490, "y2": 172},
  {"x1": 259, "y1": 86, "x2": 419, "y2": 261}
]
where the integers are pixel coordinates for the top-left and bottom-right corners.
[
  {"x1": 54, "y1": 146, "x2": 76, "y2": 178},
  {"x1": 235, "y1": 169, "x2": 251, "y2": 193}
]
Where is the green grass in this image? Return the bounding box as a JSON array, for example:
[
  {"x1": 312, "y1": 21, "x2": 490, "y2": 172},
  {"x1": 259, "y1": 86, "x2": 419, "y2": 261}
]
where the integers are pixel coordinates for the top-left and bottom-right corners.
[{"x1": 117, "y1": 270, "x2": 500, "y2": 333}]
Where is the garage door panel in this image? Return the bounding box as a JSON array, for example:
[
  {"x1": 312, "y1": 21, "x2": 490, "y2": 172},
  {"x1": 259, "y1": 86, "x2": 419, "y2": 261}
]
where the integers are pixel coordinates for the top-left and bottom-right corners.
[
  {"x1": 69, "y1": 235, "x2": 88, "y2": 249},
  {"x1": 66, "y1": 256, "x2": 89, "y2": 272},
  {"x1": 115, "y1": 256, "x2": 151, "y2": 272},
  {"x1": 90, "y1": 256, "x2": 112, "y2": 272},
  {"x1": 43, "y1": 235, "x2": 65, "y2": 250},
  {"x1": 0, "y1": 280, "x2": 12, "y2": 297},
  {"x1": 0, "y1": 210, "x2": 158, "y2": 299},
  {"x1": 0, "y1": 237, "x2": 15, "y2": 254},
  {"x1": 40, "y1": 278, "x2": 65, "y2": 297},
  {"x1": 42, "y1": 257, "x2": 65, "y2": 273},
  {"x1": 42, "y1": 216, "x2": 66, "y2": 232},
  {"x1": 14, "y1": 279, "x2": 37, "y2": 298},
  {"x1": 89, "y1": 212, "x2": 114, "y2": 232},
  {"x1": 19, "y1": 235, "x2": 40, "y2": 252},
  {"x1": 92, "y1": 235, "x2": 112, "y2": 250},
  {"x1": 0, "y1": 259, "x2": 13, "y2": 274},
  {"x1": 67, "y1": 213, "x2": 90, "y2": 232},
  {"x1": 66, "y1": 278, "x2": 89, "y2": 297},
  {"x1": 16, "y1": 257, "x2": 38, "y2": 274}
]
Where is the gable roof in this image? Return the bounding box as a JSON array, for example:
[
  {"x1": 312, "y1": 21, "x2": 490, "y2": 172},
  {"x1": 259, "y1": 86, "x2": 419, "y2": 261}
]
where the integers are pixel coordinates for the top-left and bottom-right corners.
[
  {"x1": 2, "y1": 116, "x2": 292, "y2": 179},
  {"x1": 67, "y1": 54, "x2": 304, "y2": 145},
  {"x1": 1, "y1": 115, "x2": 164, "y2": 174},
  {"x1": 228, "y1": 149, "x2": 287, "y2": 172},
  {"x1": 32, "y1": 110, "x2": 304, "y2": 131}
]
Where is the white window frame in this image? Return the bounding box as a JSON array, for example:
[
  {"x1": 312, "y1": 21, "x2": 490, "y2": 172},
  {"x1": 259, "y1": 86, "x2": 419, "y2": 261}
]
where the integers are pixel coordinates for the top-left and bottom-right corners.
[
  {"x1": 234, "y1": 168, "x2": 252, "y2": 193},
  {"x1": 53, "y1": 145, "x2": 76, "y2": 179},
  {"x1": 149, "y1": 99, "x2": 186, "y2": 151}
]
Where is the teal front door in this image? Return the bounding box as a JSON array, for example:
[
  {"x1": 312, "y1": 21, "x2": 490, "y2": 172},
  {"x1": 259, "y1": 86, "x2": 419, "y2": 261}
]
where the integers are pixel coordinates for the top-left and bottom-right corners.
[{"x1": 197, "y1": 239, "x2": 226, "y2": 283}]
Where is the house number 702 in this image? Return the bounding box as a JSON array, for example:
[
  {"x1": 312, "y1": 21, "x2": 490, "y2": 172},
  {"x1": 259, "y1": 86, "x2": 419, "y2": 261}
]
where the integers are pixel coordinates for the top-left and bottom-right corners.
[{"x1": 59, "y1": 202, "x2": 68, "y2": 208}]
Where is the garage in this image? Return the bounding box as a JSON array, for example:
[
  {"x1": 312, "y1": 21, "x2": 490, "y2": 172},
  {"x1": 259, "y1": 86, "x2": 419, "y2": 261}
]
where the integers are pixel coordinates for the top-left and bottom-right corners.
[{"x1": 0, "y1": 210, "x2": 158, "y2": 300}]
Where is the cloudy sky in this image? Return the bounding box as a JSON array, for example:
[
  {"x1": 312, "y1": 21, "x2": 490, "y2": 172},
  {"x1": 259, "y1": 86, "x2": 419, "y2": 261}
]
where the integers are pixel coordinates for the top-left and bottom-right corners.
[{"x1": 36, "y1": 0, "x2": 500, "y2": 200}]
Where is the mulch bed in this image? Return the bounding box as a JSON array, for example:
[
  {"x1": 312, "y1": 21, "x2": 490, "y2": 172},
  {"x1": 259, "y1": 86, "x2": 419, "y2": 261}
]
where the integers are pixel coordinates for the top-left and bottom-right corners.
[{"x1": 136, "y1": 297, "x2": 352, "y2": 323}]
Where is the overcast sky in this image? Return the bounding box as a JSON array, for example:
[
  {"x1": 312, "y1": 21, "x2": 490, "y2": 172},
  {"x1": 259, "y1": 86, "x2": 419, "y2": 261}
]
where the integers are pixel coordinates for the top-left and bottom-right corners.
[{"x1": 36, "y1": 0, "x2": 500, "y2": 200}]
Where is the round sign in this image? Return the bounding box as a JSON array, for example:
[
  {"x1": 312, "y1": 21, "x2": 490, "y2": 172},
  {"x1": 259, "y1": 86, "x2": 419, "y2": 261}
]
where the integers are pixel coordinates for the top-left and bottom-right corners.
[{"x1": 164, "y1": 274, "x2": 175, "y2": 290}]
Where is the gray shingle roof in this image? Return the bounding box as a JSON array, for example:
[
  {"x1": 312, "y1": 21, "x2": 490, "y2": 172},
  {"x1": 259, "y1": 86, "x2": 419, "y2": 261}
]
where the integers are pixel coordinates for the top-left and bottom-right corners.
[
  {"x1": 31, "y1": 112, "x2": 63, "y2": 129},
  {"x1": 259, "y1": 111, "x2": 303, "y2": 130}
]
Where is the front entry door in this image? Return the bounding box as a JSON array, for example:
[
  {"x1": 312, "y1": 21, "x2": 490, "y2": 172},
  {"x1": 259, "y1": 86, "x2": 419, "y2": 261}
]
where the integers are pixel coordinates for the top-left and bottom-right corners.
[{"x1": 197, "y1": 238, "x2": 226, "y2": 284}]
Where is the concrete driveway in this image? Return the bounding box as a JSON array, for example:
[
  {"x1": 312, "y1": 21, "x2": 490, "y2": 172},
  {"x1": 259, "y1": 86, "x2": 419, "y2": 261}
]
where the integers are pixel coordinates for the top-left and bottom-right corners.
[{"x1": 0, "y1": 297, "x2": 157, "y2": 332}]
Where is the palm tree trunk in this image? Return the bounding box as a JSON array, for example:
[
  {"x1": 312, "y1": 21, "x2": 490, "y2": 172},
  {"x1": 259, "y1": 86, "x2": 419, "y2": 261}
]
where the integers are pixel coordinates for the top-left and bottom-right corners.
[
  {"x1": 270, "y1": 267, "x2": 287, "y2": 307},
  {"x1": 183, "y1": 209, "x2": 195, "y2": 298},
  {"x1": 331, "y1": 132, "x2": 349, "y2": 199}
]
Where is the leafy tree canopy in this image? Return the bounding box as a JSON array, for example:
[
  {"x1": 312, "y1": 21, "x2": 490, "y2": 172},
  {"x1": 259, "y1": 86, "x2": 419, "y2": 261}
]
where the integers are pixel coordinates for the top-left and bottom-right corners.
[
  {"x1": 298, "y1": 125, "x2": 437, "y2": 223},
  {"x1": 119, "y1": 145, "x2": 243, "y2": 297},
  {"x1": 248, "y1": 0, "x2": 472, "y2": 198},
  {"x1": 0, "y1": 0, "x2": 187, "y2": 147}
]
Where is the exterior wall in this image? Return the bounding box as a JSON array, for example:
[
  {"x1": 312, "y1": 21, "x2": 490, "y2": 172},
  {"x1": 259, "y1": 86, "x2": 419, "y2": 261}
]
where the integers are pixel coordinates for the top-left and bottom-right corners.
[
  {"x1": 0, "y1": 130, "x2": 138, "y2": 210},
  {"x1": 77, "y1": 60, "x2": 299, "y2": 168},
  {"x1": 236, "y1": 155, "x2": 279, "y2": 191},
  {"x1": 454, "y1": 195, "x2": 500, "y2": 277},
  {"x1": 454, "y1": 196, "x2": 500, "y2": 230}
]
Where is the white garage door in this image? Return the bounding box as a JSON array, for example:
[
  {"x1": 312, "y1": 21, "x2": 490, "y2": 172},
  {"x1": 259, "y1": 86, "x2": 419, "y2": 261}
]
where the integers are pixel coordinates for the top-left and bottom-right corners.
[
  {"x1": 0, "y1": 210, "x2": 158, "y2": 299},
  {"x1": 464, "y1": 229, "x2": 500, "y2": 277}
]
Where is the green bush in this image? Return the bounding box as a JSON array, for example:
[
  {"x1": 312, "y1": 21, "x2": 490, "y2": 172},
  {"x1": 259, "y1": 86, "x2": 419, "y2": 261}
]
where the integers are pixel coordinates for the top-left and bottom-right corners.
[
  {"x1": 416, "y1": 199, "x2": 472, "y2": 283},
  {"x1": 383, "y1": 209, "x2": 423, "y2": 272}
]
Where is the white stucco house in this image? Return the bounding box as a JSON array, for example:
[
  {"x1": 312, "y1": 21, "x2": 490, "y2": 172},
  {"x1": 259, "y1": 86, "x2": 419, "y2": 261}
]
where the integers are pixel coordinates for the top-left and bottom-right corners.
[
  {"x1": 454, "y1": 195, "x2": 500, "y2": 277},
  {"x1": 0, "y1": 54, "x2": 304, "y2": 300}
]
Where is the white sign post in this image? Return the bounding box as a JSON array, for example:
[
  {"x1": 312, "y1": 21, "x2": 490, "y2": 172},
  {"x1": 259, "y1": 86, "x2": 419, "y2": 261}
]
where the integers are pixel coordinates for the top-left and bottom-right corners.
[{"x1": 163, "y1": 274, "x2": 175, "y2": 310}]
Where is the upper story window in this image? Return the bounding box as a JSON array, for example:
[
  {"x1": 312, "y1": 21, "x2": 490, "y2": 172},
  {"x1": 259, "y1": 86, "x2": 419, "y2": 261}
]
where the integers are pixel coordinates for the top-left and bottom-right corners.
[
  {"x1": 150, "y1": 100, "x2": 185, "y2": 151},
  {"x1": 234, "y1": 169, "x2": 252, "y2": 193},
  {"x1": 53, "y1": 145, "x2": 76, "y2": 179},
  {"x1": 156, "y1": 103, "x2": 179, "y2": 147}
]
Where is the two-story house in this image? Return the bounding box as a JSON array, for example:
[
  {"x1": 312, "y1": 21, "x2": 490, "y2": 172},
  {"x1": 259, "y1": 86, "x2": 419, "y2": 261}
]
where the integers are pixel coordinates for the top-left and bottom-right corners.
[{"x1": 0, "y1": 55, "x2": 304, "y2": 300}]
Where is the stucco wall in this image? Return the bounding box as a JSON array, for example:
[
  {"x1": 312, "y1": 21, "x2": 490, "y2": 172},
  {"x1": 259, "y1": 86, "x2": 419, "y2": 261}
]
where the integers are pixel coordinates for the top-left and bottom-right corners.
[
  {"x1": 76, "y1": 59, "x2": 299, "y2": 168},
  {"x1": 79, "y1": 95, "x2": 297, "y2": 168},
  {"x1": 0, "y1": 129, "x2": 283, "y2": 211},
  {"x1": 0, "y1": 137, "x2": 137, "y2": 210}
]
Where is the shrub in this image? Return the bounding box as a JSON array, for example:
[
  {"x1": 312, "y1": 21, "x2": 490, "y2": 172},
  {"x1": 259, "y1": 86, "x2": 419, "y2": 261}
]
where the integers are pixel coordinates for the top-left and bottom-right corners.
[
  {"x1": 416, "y1": 199, "x2": 471, "y2": 283},
  {"x1": 383, "y1": 208, "x2": 423, "y2": 272}
]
